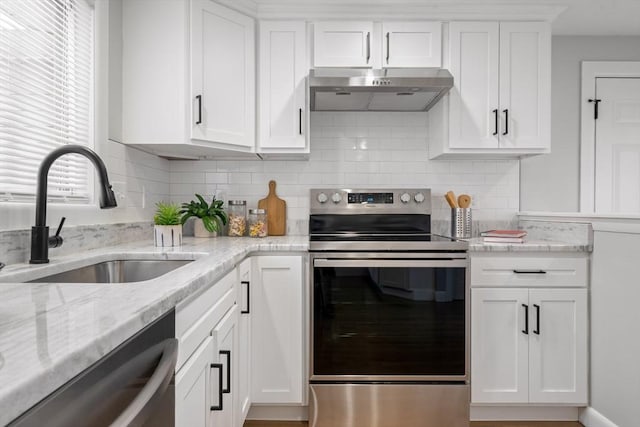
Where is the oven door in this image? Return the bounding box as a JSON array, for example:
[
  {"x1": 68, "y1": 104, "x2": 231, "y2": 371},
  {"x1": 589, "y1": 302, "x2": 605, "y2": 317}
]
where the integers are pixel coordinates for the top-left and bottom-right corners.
[{"x1": 311, "y1": 254, "x2": 469, "y2": 382}]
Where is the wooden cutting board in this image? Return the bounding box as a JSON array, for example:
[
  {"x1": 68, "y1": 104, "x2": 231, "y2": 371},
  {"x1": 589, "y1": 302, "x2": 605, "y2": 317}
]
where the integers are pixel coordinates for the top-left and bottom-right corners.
[{"x1": 258, "y1": 180, "x2": 286, "y2": 236}]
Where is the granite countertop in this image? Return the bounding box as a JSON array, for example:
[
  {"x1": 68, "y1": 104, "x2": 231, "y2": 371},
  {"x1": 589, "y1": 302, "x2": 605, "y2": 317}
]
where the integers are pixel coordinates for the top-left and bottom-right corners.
[
  {"x1": 0, "y1": 236, "x2": 307, "y2": 426},
  {"x1": 466, "y1": 237, "x2": 592, "y2": 253},
  {"x1": 0, "y1": 232, "x2": 590, "y2": 424}
]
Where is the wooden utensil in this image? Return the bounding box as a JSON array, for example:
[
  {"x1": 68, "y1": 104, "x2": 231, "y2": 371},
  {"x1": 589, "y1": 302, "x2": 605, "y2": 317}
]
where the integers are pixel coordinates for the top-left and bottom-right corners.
[
  {"x1": 258, "y1": 180, "x2": 286, "y2": 236},
  {"x1": 458, "y1": 194, "x2": 471, "y2": 208},
  {"x1": 445, "y1": 191, "x2": 458, "y2": 208}
]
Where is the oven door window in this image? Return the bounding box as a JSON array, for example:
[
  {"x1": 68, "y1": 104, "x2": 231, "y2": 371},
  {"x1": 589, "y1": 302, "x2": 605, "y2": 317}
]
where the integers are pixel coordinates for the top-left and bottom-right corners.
[{"x1": 313, "y1": 264, "x2": 466, "y2": 377}]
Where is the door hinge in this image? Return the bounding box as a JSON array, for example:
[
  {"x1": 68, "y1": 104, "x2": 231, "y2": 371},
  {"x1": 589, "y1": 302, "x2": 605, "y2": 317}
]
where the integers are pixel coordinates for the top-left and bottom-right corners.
[{"x1": 588, "y1": 98, "x2": 602, "y2": 119}]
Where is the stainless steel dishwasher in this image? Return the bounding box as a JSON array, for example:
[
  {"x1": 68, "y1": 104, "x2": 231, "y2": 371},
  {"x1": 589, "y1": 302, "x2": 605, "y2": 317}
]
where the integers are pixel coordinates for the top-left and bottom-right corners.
[{"x1": 9, "y1": 309, "x2": 177, "y2": 427}]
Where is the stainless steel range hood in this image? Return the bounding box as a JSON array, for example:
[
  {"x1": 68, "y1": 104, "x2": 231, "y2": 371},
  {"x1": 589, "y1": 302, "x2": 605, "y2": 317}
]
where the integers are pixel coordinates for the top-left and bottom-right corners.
[{"x1": 309, "y1": 68, "x2": 453, "y2": 112}]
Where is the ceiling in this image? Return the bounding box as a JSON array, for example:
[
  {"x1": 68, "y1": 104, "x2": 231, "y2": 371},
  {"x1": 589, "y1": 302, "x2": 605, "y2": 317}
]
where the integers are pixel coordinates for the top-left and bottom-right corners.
[{"x1": 249, "y1": 0, "x2": 640, "y2": 35}]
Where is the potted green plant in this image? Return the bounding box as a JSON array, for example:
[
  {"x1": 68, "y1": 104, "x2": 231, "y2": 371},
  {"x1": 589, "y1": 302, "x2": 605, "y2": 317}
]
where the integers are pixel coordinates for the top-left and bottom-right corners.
[
  {"x1": 153, "y1": 202, "x2": 183, "y2": 247},
  {"x1": 180, "y1": 194, "x2": 228, "y2": 238}
]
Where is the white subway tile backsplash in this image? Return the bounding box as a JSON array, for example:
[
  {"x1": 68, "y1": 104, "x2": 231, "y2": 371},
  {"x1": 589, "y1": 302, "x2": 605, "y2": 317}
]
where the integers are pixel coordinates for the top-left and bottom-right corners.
[{"x1": 168, "y1": 112, "x2": 519, "y2": 233}]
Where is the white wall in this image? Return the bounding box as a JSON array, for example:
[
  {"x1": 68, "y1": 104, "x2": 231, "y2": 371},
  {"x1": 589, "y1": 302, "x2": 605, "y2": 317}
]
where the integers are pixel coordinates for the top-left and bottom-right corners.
[
  {"x1": 169, "y1": 111, "x2": 520, "y2": 235},
  {"x1": 588, "y1": 228, "x2": 640, "y2": 427},
  {"x1": 520, "y1": 36, "x2": 640, "y2": 212}
]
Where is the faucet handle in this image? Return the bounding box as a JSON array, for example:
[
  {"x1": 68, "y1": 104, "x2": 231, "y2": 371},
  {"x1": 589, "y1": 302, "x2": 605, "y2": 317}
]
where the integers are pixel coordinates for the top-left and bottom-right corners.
[{"x1": 48, "y1": 217, "x2": 66, "y2": 248}]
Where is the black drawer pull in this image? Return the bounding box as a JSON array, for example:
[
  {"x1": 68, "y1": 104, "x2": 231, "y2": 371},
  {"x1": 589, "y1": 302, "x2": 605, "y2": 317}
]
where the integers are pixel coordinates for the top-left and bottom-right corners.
[
  {"x1": 533, "y1": 304, "x2": 540, "y2": 335},
  {"x1": 513, "y1": 269, "x2": 547, "y2": 274},
  {"x1": 219, "y1": 350, "x2": 231, "y2": 394},
  {"x1": 195, "y1": 95, "x2": 202, "y2": 125},
  {"x1": 241, "y1": 280, "x2": 250, "y2": 314},
  {"x1": 522, "y1": 304, "x2": 529, "y2": 335},
  {"x1": 210, "y1": 363, "x2": 223, "y2": 411}
]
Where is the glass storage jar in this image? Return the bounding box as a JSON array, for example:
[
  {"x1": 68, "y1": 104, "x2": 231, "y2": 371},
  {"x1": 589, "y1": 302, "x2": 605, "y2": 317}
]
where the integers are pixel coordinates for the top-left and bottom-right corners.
[
  {"x1": 248, "y1": 209, "x2": 268, "y2": 237},
  {"x1": 227, "y1": 200, "x2": 247, "y2": 237}
]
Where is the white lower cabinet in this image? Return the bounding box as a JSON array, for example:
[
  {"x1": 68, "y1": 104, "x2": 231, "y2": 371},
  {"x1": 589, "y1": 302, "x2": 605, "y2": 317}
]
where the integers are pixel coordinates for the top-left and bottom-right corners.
[
  {"x1": 237, "y1": 259, "x2": 252, "y2": 425},
  {"x1": 175, "y1": 255, "x2": 305, "y2": 426},
  {"x1": 176, "y1": 337, "x2": 213, "y2": 427},
  {"x1": 210, "y1": 305, "x2": 239, "y2": 427},
  {"x1": 251, "y1": 256, "x2": 305, "y2": 404},
  {"x1": 470, "y1": 255, "x2": 588, "y2": 407},
  {"x1": 175, "y1": 268, "x2": 237, "y2": 427}
]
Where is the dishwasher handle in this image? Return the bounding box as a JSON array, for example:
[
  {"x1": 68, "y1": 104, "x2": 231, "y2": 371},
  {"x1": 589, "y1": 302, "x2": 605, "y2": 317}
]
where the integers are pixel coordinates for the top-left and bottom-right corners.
[{"x1": 110, "y1": 338, "x2": 178, "y2": 427}]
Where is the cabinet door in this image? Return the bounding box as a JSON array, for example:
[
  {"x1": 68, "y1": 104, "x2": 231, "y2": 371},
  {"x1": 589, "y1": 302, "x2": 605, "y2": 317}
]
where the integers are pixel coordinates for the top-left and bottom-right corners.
[
  {"x1": 314, "y1": 21, "x2": 373, "y2": 67},
  {"x1": 498, "y1": 22, "x2": 551, "y2": 150},
  {"x1": 382, "y1": 22, "x2": 442, "y2": 68},
  {"x1": 471, "y1": 288, "x2": 529, "y2": 403},
  {"x1": 176, "y1": 337, "x2": 213, "y2": 427},
  {"x1": 191, "y1": 0, "x2": 255, "y2": 148},
  {"x1": 251, "y1": 256, "x2": 304, "y2": 404},
  {"x1": 528, "y1": 289, "x2": 587, "y2": 404},
  {"x1": 448, "y1": 22, "x2": 500, "y2": 149},
  {"x1": 258, "y1": 21, "x2": 308, "y2": 151},
  {"x1": 210, "y1": 305, "x2": 239, "y2": 427},
  {"x1": 237, "y1": 259, "x2": 252, "y2": 426}
]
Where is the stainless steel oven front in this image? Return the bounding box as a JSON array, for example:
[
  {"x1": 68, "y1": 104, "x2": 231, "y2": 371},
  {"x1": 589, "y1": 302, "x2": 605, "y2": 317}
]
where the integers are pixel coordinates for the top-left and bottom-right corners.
[{"x1": 309, "y1": 251, "x2": 470, "y2": 427}]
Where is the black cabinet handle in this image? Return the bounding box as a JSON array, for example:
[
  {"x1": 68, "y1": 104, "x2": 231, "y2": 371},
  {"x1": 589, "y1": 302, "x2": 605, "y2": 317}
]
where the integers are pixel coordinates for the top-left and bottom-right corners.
[
  {"x1": 493, "y1": 109, "x2": 498, "y2": 136},
  {"x1": 219, "y1": 350, "x2": 231, "y2": 394},
  {"x1": 386, "y1": 32, "x2": 390, "y2": 63},
  {"x1": 210, "y1": 363, "x2": 223, "y2": 411},
  {"x1": 502, "y1": 109, "x2": 509, "y2": 135},
  {"x1": 195, "y1": 95, "x2": 202, "y2": 125},
  {"x1": 241, "y1": 281, "x2": 250, "y2": 314},
  {"x1": 513, "y1": 270, "x2": 547, "y2": 274},
  {"x1": 533, "y1": 304, "x2": 540, "y2": 335},
  {"x1": 366, "y1": 32, "x2": 370, "y2": 63},
  {"x1": 522, "y1": 304, "x2": 529, "y2": 335},
  {"x1": 299, "y1": 108, "x2": 303, "y2": 135}
]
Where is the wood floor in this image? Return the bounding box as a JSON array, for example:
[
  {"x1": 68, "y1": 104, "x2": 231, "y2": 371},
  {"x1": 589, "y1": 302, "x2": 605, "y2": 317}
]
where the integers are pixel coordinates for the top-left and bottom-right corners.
[{"x1": 244, "y1": 422, "x2": 583, "y2": 427}]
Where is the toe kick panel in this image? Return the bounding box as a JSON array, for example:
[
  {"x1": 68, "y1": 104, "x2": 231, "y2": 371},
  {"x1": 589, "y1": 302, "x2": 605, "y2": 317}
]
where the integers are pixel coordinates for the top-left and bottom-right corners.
[{"x1": 309, "y1": 383, "x2": 470, "y2": 427}]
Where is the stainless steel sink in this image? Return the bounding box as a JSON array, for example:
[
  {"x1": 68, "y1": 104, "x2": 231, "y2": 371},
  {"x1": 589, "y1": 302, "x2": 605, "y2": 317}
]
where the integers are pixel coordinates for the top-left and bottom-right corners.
[{"x1": 28, "y1": 259, "x2": 193, "y2": 283}]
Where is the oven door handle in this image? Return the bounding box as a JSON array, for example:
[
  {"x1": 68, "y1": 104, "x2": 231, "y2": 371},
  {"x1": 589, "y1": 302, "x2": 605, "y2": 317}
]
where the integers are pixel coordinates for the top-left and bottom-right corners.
[{"x1": 313, "y1": 259, "x2": 468, "y2": 268}]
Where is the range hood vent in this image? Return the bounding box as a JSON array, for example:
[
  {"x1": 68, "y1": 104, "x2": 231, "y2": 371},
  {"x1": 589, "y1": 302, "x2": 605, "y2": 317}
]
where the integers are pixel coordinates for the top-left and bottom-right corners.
[{"x1": 309, "y1": 68, "x2": 453, "y2": 112}]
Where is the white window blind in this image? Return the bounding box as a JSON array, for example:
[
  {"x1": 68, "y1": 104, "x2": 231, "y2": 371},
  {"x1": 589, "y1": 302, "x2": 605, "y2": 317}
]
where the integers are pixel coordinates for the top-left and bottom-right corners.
[{"x1": 0, "y1": 0, "x2": 94, "y2": 203}]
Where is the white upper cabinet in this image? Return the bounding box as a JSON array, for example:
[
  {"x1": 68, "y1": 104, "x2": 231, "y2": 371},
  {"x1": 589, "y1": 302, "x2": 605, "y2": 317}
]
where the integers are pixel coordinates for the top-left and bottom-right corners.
[
  {"x1": 382, "y1": 22, "x2": 442, "y2": 68},
  {"x1": 258, "y1": 21, "x2": 309, "y2": 155},
  {"x1": 314, "y1": 21, "x2": 374, "y2": 67},
  {"x1": 430, "y1": 21, "x2": 551, "y2": 158},
  {"x1": 191, "y1": 0, "x2": 255, "y2": 149},
  {"x1": 448, "y1": 22, "x2": 500, "y2": 149},
  {"x1": 117, "y1": 0, "x2": 256, "y2": 158},
  {"x1": 498, "y1": 22, "x2": 551, "y2": 150}
]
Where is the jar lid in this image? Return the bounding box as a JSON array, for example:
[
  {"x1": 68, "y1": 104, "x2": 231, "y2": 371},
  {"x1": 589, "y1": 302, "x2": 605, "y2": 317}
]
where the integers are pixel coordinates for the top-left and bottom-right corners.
[
  {"x1": 249, "y1": 208, "x2": 266, "y2": 214},
  {"x1": 228, "y1": 200, "x2": 246, "y2": 205}
]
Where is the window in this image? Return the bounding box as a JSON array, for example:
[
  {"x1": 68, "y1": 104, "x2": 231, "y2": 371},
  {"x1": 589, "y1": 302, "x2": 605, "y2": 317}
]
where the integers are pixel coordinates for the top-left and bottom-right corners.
[{"x1": 0, "y1": 0, "x2": 94, "y2": 203}]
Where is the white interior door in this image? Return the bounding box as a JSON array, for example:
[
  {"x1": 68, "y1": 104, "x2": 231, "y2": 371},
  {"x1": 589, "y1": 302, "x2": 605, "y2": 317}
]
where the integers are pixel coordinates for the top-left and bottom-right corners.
[{"x1": 594, "y1": 77, "x2": 640, "y2": 213}]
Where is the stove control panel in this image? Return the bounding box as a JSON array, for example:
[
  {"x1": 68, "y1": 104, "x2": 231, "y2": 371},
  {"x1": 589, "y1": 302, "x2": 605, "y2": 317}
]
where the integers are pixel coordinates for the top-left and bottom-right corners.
[
  {"x1": 310, "y1": 188, "x2": 431, "y2": 214},
  {"x1": 347, "y1": 192, "x2": 394, "y2": 204}
]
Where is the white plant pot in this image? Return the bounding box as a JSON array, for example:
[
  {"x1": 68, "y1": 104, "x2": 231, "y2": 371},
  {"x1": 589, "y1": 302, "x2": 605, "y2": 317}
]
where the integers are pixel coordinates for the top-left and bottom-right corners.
[
  {"x1": 193, "y1": 218, "x2": 218, "y2": 238},
  {"x1": 154, "y1": 225, "x2": 183, "y2": 247}
]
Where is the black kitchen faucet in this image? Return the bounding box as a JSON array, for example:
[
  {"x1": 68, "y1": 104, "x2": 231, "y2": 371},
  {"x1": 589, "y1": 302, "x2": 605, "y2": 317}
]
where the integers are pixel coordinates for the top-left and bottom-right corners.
[{"x1": 30, "y1": 145, "x2": 117, "y2": 264}]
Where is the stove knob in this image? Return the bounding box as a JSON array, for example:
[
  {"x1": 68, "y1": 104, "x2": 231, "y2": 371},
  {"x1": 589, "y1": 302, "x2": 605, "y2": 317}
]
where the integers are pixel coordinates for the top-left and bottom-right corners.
[
  {"x1": 400, "y1": 192, "x2": 411, "y2": 203},
  {"x1": 331, "y1": 192, "x2": 342, "y2": 204},
  {"x1": 414, "y1": 192, "x2": 426, "y2": 203},
  {"x1": 317, "y1": 192, "x2": 328, "y2": 204}
]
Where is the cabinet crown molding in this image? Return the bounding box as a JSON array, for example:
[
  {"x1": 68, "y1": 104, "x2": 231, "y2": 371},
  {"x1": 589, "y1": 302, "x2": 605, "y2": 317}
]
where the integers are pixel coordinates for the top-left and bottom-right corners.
[{"x1": 250, "y1": 2, "x2": 565, "y2": 21}]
